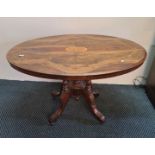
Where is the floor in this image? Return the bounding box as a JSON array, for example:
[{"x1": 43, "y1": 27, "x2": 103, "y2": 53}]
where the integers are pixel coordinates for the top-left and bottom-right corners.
[{"x1": 0, "y1": 79, "x2": 155, "y2": 138}]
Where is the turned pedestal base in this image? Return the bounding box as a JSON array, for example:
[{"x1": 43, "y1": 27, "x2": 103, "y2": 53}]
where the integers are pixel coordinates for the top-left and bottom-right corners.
[{"x1": 48, "y1": 80, "x2": 105, "y2": 124}]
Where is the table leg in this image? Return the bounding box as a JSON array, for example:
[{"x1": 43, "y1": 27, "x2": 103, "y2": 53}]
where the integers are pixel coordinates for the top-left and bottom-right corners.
[
  {"x1": 83, "y1": 81, "x2": 105, "y2": 123},
  {"x1": 48, "y1": 81, "x2": 71, "y2": 124}
]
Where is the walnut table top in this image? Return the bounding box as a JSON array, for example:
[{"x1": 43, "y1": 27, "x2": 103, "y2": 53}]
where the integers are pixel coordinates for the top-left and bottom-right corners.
[{"x1": 7, "y1": 34, "x2": 146, "y2": 80}]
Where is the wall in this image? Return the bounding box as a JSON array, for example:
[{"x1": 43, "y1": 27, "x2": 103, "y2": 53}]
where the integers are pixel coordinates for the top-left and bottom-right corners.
[{"x1": 0, "y1": 17, "x2": 155, "y2": 84}]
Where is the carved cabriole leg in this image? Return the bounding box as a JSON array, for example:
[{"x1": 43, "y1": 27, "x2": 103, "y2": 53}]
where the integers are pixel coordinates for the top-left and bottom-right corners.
[
  {"x1": 48, "y1": 80, "x2": 71, "y2": 124},
  {"x1": 83, "y1": 81, "x2": 105, "y2": 123}
]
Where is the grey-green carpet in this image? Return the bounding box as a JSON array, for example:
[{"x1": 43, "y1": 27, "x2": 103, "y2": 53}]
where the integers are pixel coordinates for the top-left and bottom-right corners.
[{"x1": 0, "y1": 79, "x2": 154, "y2": 138}]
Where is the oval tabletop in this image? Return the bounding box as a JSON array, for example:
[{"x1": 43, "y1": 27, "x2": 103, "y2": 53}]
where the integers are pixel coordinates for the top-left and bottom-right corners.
[{"x1": 7, "y1": 34, "x2": 147, "y2": 80}]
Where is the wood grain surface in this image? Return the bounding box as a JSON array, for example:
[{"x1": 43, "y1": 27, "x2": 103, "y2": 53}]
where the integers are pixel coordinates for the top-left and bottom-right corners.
[{"x1": 7, "y1": 34, "x2": 147, "y2": 80}]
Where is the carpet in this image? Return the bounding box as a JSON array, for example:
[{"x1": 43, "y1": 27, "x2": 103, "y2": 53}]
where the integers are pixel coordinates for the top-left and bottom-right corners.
[{"x1": 0, "y1": 79, "x2": 154, "y2": 138}]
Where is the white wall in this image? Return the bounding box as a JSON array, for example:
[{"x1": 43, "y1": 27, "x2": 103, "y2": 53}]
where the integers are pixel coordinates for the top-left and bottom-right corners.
[{"x1": 0, "y1": 17, "x2": 155, "y2": 84}]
